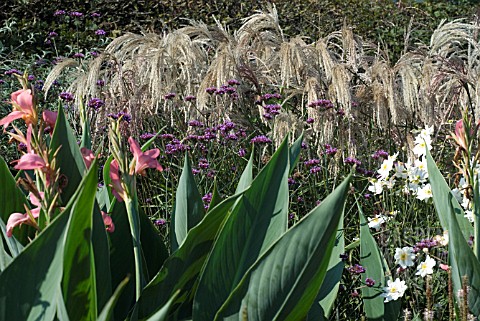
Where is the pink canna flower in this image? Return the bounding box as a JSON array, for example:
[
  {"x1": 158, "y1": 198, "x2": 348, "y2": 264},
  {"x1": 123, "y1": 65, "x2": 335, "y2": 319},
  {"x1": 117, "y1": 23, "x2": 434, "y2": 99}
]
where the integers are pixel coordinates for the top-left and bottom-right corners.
[
  {"x1": 453, "y1": 120, "x2": 468, "y2": 151},
  {"x1": 101, "y1": 211, "x2": 115, "y2": 233},
  {"x1": 0, "y1": 89, "x2": 36, "y2": 129},
  {"x1": 42, "y1": 110, "x2": 58, "y2": 129},
  {"x1": 109, "y1": 160, "x2": 127, "y2": 202},
  {"x1": 80, "y1": 147, "x2": 95, "y2": 169},
  {"x1": 13, "y1": 125, "x2": 47, "y2": 171},
  {"x1": 6, "y1": 192, "x2": 43, "y2": 237},
  {"x1": 128, "y1": 136, "x2": 163, "y2": 176}
]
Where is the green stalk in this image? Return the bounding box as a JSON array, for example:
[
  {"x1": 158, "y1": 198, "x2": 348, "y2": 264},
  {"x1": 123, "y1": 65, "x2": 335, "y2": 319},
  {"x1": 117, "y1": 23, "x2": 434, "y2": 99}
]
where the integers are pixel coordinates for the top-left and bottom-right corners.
[{"x1": 124, "y1": 186, "x2": 145, "y2": 301}]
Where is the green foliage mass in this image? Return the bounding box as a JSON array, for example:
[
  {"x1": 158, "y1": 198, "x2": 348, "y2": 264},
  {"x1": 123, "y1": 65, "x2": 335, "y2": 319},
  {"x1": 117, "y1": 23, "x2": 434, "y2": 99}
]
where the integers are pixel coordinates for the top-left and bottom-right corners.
[{"x1": 1, "y1": 0, "x2": 478, "y2": 61}]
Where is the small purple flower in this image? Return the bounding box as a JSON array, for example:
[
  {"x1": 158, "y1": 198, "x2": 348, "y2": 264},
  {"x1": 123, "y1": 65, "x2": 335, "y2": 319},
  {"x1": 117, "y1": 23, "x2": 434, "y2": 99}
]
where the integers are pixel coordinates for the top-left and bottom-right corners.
[
  {"x1": 73, "y1": 53, "x2": 85, "y2": 59},
  {"x1": 263, "y1": 113, "x2": 272, "y2": 120},
  {"x1": 308, "y1": 99, "x2": 334, "y2": 109},
  {"x1": 118, "y1": 111, "x2": 132, "y2": 123},
  {"x1": 336, "y1": 109, "x2": 345, "y2": 116},
  {"x1": 0, "y1": 79, "x2": 5, "y2": 85},
  {"x1": 365, "y1": 278, "x2": 375, "y2": 287},
  {"x1": 304, "y1": 159, "x2": 320, "y2": 167},
  {"x1": 96, "y1": 79, "x2": 105, "y2": 86},
  {"x1": 88, "y1": 98, "x2": 104, "y2": 110},
  {"x1": 306, "y1": 118, "x2": 314, "y2": 124},
  {"x1": 348, "y1": 264, "x2": 366, "y2": 274},
  {"x1": 95, "y1": 29, "x2": 106, "y2": 36},
  {"x1": 372, "y1": 149, "x2": 389, "y2": 160},
  {"x1": 310, "y1": 166, "x2": 322, "y2": 174},
  {"x1": 54, "y1": 10, "x2": 66, "y2": 16},
  {"x1": 154, "y1": 219, "x2": 166, "y2": 226},
  {"x1": 344, "y1": 157, "x2": 361, "y2": 166},
  {"x1": 227, "y1": 79, "x2": 240, "y2": 86},
  {"x1": 90, "y1": 12, "x2": 101, "y2": 18},
  {"x1": 192, "y1": 168, "x2": 200, "y2": 175},
  {"x1": 206, "y1": 87, "x2": 217, "y2": 94},
  {"x1": 60, "y1": 92, "x2": 74, "y2": 102},
  {"x1": 202, "y1": 193, "x2": 213, "y2": 209},
  {"x1": 140, "y1": 133, "x2": 156, "y2": 140},
  {"x1": 184, "y1": 95, "x2": 196, "y2": 102},
  {"x1": 18, "y1": 142, "x2": 27, "y2": 151},
  {"x1": 188, "y1": 120, "x2": 204, "y2": 127},
  {"x1": 48, "y1": 31, "x2": 58, "y2": 38},
  {"x1": 251, "y1": 135, "x2": 272, "y2": 144},
  {"x1": 27, "y1": 75, "x2": 35, "y2": 81},
  {"x1": 198, "y1": 158, "x2": 209, "y2": 169},
  {"x1": 69, "y1": 11, "x2": 83, "y2": 18},
  {"x1": 5, "y1": 69, "x2": 21, "y2": 76},
  {"x1": 301, "y1": 141, "x2": 308, "y2": 149},
  {"x1": 90, "y1": 51, "x2": 99, "y2": 57},
  {"x1": 288, "y1": 213, "x2": 295, "y2": 220},
  {"x1": 262, "y1": 93, "x2": 282, "y2": 101},
  {"x1": 238, "y1": 148, "x2": 246, "y2": 157},
  {"x1": 215, "y1": 89, "x2": 226, "y2": 95},
  {"x1": 364, "y1": 193, "x2": 372, "y2": 199},
  {"x1": 325, "y1": 146, "x2": 338, "y2": 156},
  {"x1": 164, "y1": 92, "x2": 176, "y2": 100},
  {"x1": 288, "y1": 177, "x2": 296, "y2": 185}
]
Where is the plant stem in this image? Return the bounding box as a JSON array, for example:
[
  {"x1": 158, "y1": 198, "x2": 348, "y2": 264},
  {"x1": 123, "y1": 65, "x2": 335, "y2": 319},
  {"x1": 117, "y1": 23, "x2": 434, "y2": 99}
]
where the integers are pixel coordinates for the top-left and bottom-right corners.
[{"x1": 124, "y1": 193, "x2": 145, "y2": 301}]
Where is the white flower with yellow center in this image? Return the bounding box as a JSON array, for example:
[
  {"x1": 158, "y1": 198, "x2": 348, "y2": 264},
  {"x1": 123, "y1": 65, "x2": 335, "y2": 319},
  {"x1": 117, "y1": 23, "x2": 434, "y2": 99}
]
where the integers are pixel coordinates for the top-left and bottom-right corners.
[
  {"x1": 394, "y1": 247, "x2": 415, "y2": 268},
  {"x1": 368, "y1": 214, "x2": 388, "y2": 231},
  {"x1": 416, "y1": 255, "x2": 436, "y2": 277},
  {"x1": 417, "y1": 184, "x2": 433, "y2": 201},
  {"x1": 382, "y1": 278, "x2": 407, "y2": 302}
]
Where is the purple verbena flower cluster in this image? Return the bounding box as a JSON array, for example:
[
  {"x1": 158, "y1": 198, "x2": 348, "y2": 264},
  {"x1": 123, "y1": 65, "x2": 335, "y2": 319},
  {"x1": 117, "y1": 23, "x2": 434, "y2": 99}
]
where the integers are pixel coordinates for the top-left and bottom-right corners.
[
  {"x1": 344, "y1": 157, "x2": 361, "y2": 166},
  {"x1": 60, "y1": 92, "x2": 74, "y2": 102},
  {"x1": 262, "y1": 104, "x2": 281, "y2": 119},
  {"x1": 188, "y1": 120, "x2": 204, "y2": 127},
  {"x1": 304, "y1": 159, "x2": 320, "y2": 167},
  {"x1": 140, "y1": 133, "x2": 156, "y2": 140},
  {"x1": 164, "y1": 92, "x2": 176, "y2": 100},
  {"x1": 372, "y1": 149, "x2": 389, "y2": 160},
  {"x1": 184, "y1": 95, "x2": 196, "y2": 102},
  {"x1": 348, "y1": 264, "x2": 366, "y2": 274},
  {"x1": 250, "y1": 135, "x2": 272, "y2": 144},
  {"x1": 308, "y1": 99, "x2": 334, "y2": 109},
  {"x1": 88, "y1": 98, "x2": 105, "y2": 110},
  {"x1": 95, "y1": 29, "x2": 106, "y2": 36},
  {"x1": 413, "y1": 238, "x2": 438, "y2": 253},
  {"x1": 5, "y1": 69, "x2": 22, "y2": 76},
  {"x1": 107, "y1": 111, "x2": 132, "y2": 123}
]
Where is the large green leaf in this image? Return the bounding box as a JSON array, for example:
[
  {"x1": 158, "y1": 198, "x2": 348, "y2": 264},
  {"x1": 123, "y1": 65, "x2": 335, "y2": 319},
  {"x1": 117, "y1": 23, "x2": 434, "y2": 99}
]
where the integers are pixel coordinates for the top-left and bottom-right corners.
[
  {"x1": 50, "y1": 107, "x2": 87, "y2": 204},
  {"x1": 193, "y1": 137, "x2": 291, "y2": 321},
  {"x1": 445, "y1": 194, "x2": 480, "y2": 315},
  {"x1": 288, "y1": 133, "x2": 304, "y2": 174},
  {"x1": 426, "y1": 149, "x2": 473, "y2": 240},
  {"x1": 109, "y1": 200, "x2": 170, "y2": 320},
  {"x1": 170, "y1": 153, "x2": 205, "y2": 252},
  {"x1": 307, "y1": 215, "x2": 345, "y2": 321},
  {"x1": 144, "y1": 291, "x2": 179, "y2": 321},
  {"x1": 130, "y1": 193, "x2": 243, "y2": 320},
  {"x1": 214, "y1": 174, "x2": 351, "y2": 321},
  {"x1": 235, "y1": 147, "x2": 254, "y2": 194},
  {"x1": 97, "y1": 277, "x2": 130, "y2": 321},
  {"x1": 62, "y1": 160, "x2": 100, "y2": 320},
  {"x1": 0, "y1": 157, "x2": 30, "y2": 244}
]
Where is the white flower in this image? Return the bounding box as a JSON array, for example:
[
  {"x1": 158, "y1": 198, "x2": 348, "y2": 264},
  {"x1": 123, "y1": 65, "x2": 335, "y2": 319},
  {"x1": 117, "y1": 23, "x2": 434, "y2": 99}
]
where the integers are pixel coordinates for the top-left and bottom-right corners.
[
  {"x1": 395, "y1": 247, "x2": 415, "y2": 268},
  {"x1": 368, "y1": 215, "x2": 388, "y2": 231},
  {"x1": 419, "y1": 126, "x2": 434, "y2": 140},
  {"x1": 416, "y1": 255, "x2": 436, "y2": 277},
  {"x1": 368, "y1": 179, "x2": 384, "y2": 195},
  {"x1": 382, "y1": 278, "x2": 407, "y2": 302},
  {"x1": 417, "y1": 184, "x2": 433, "y2": 201},
  {"x1": 434, "y1": 230, "x2": 449, "y2": 246},
  {"x1": 394, "y1": 162, "x2": 408, "y2": 179},
  {"x1": 412, "y1": 135, "x2": 432, "y2": 157}
]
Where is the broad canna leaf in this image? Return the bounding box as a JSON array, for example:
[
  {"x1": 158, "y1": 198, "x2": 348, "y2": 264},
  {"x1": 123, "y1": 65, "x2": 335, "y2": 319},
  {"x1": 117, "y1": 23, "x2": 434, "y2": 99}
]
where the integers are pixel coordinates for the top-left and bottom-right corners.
[
  {"x1": 358, "y1": 201, "x2": 400, "y2": 321},
  {"x1": 208, "y1": 180, "x2": 223, "y2": 212},
  {"x1": 50, "y1": 107, "x2": 87, "y2": 204},
  {"x1": 235, "y1": 146, "x2": 254, "y2": 194},
  {"x1": 62, "y1": 160, "x2": 100, "y2": 321},
  {"x1": 144, "y1": 291, "x2": 180, "y2": 321},
  {"x1": 130, "y1": 193, "x2": 243, "y2": 320},
  {"x1": 0, "y1": 230, "x2": 13, "y2": 271},
  {"x1": 97, "y1": 277, "x2": 130, "y2": 321},
  {"x1": 0, "y1": 156, "x2": 30, "y2": 244},
  {"x1": 214, "y1": 174, "x2": 351, "y2": 321},
  {"x1": 445, "y1": 195, "x2": 480, "y2": 315},
  {"x1": 0, "y1": 218, "x2": 23, "y2": 259},
  {"x1": 170, "y1": 153, "x2": 205, "y2": 252},
  {"x1": 307, "y1": 215, "x2": 345, "y2": 321},
  {"x1": 193, "y1": 136, "x2": 291, "y2": 321},
  {"x1": 109, "y1": 200, "x2": 170, "y2": 320},
  {"x1": 426, "y1": 149, "x2": 473, "y2": 240}
]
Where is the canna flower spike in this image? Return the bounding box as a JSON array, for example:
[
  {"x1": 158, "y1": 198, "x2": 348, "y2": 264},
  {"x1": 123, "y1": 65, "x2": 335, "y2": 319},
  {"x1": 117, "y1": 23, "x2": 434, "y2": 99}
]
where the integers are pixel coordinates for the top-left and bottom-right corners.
[{"x1": 0, "y1": 89, "x2": 37, "y2": 129}]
